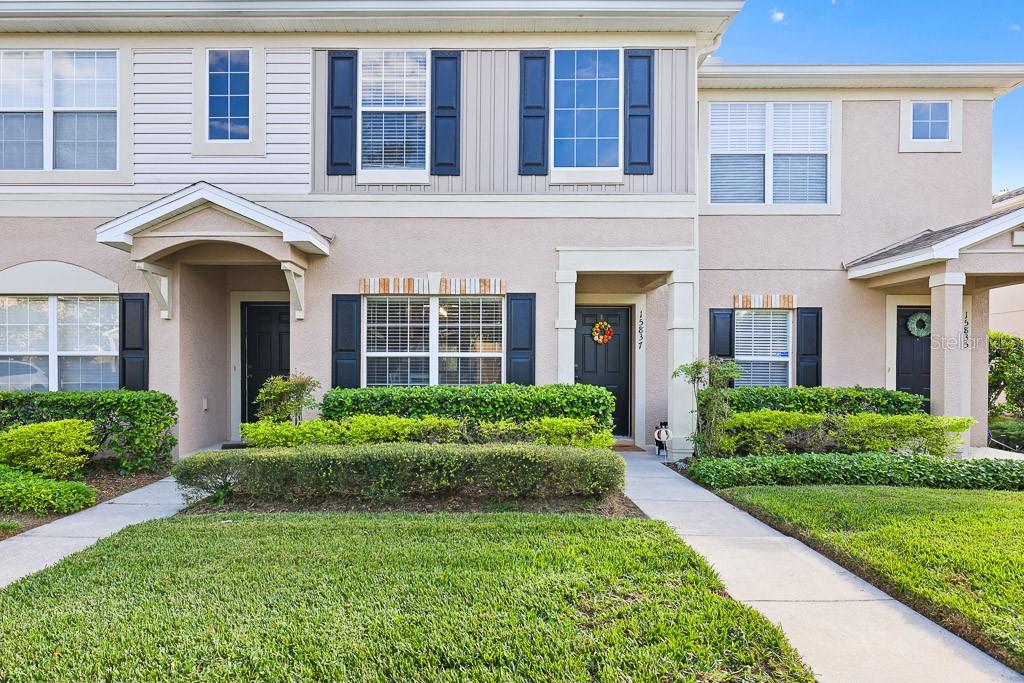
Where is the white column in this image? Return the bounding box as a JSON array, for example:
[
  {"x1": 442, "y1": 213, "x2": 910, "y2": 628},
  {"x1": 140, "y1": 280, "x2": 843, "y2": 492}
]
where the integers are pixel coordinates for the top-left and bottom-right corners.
[
  {"x1": 667, "y1": 270, "x2": 698, "y2": 456},
  {"x1": 555, "y1": 270, "x2": 577, "y2": 384},
  {"x1": 929, "y1": 272, "x2": 966, "y2": 417}
]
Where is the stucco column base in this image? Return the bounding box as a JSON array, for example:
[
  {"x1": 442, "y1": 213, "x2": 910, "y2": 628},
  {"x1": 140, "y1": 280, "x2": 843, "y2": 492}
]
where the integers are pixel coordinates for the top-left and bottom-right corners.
[
  {"x1": 929, "y1": 273, "x2": 967, "y2": 418},
  {"x1": 555, "y1": 270, "x2": 577, "y2": 384},
  {"x1": 667, "y1": 270, "x2": 698, "y2": 456}
]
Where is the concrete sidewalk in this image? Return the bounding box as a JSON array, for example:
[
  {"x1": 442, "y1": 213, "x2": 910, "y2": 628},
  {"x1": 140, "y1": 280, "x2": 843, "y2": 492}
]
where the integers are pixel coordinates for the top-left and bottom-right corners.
[
  {"x1": 623, "y1": 452, "x2": 1022, "y2": 683},
  {"x1": 0, "y1": 477, "x2": 185, "y2": 588}
]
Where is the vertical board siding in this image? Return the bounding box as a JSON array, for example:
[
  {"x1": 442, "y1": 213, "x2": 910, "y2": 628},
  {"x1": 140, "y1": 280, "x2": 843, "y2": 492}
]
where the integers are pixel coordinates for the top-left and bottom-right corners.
[
  {"x1": 133, "y1": 48, "x2": 312, "y2": 195},
  {"x1": 313, "y1": 48, "x2": 691, "y2": 195}
]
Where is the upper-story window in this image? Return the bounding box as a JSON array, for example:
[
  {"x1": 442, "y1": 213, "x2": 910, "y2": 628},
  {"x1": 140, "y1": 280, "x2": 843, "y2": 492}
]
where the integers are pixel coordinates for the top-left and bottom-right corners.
[
  {"x1": 0, "y1": 50, "x2": 118, "y2": 172},
  {"x1": 358, "y1": 49, "x2": 429, "y2": 183},
  {"x1": 207, "y1": 49, "x2": 250, "y2": 141},
  {"x1": 709, "y1": 101, "x2": 830, "y2": 205},
  {"x1": 911, "y1": 101, "x2": 950, "y2": 141},
  {"x1": 551, "y1": 49, "x2": 622, "y2": 182}
]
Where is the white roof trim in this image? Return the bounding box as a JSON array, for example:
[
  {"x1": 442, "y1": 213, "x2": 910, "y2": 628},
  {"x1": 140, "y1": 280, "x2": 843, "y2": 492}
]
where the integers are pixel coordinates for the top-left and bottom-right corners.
[
  {"x1": 847, "y1": 206, "x2": 1024, "y2": 279},
  {"x1": 699, "y1": 64, "x2": 1024, "y2": 96},
  {"x1": 95, "y1": 182, "x2": 331, "y2": 256}
]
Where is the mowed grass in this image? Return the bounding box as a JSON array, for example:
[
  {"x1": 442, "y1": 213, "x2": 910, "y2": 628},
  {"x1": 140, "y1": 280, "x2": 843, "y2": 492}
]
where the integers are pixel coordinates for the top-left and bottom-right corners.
[
  {"x1": 725, "y1": 486, "x2": 1024, "y2": 671},
  {"x1": 0, "y1": 513, "x2": 811, "y2": 682}
]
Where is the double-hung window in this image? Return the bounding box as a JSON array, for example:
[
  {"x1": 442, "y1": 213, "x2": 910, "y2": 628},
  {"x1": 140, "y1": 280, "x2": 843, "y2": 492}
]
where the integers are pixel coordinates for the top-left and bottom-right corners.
[
  {"x1": 0, "y1": 49, "x2": 118, "y2": 172},
  {"x1": 552, "y1": 48, "x2": 622, "y2": 182},
  {"x1": 0, "y1": 295, "x2": 119, "y2": 392},
  {"x1": 364, "y1": 296, "x2": 504, "y2": 386},
  {"x1": 911, "y1": 101, "x2": 950, "y2": 141},
  {"x1": 207, "y1": 49, "x2": 250, "y2": 141},
  {"x1": 358, "y1": 49, "x2": 429, "y2": 183},
  {"x1": 733, "y1": 309, "x2": 791, "y2": 387},
  {"x1": 710, "y1": 101, "x2": 829, "y2": 205}
]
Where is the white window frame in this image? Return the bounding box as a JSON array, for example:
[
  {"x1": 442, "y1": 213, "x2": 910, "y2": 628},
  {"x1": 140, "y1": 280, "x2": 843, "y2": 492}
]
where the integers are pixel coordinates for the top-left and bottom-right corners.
[
  {"x1": 708, "y1": 101, "x2": 831, "y2": 208},
  {"x1": 0, "y1": 49, "x2": 119, "y2": 174},
  {"x1": 356, "y1": 48, "x2": 431, "y2": 185},
  {"x1": 361, "y1": 295, "x2": 506, "y2": 386},
  {"x1": 549, "y1": 47, "x2": 625, "y2": 185},
  {"x1": 899, "y1": 97, "x2": 963, "y2": 153},
  {"x1": 204, "y1": 47, "x2": 252, "y2": 144},
  {"x1": 733, "y1": 308, "x2": 792, "y2": 388},
  {"x1": 0, "y1": 294, "x2": 119, "y2": 392}
]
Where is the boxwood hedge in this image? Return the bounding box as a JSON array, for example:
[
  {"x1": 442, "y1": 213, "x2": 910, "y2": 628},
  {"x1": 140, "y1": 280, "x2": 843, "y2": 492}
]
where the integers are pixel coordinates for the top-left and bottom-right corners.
[
  {"x1": 0, "y1": 464, "x2": 97, "y2": 514},
  {"x1": 0, "y1": 390, "x2": 177, "y2": 472},
  {"x1": 320, "y1": 384, "x2": 615, "y2": 428},
  {"x1": 172, "y1": 442, "x2": 625, "y2": 502},
  {"x1": 722, "y1": 386, "x2": 925, "y2": 415},
  {"x1": 688, "y1": 452, "x2": 1024, "y2": 491}
]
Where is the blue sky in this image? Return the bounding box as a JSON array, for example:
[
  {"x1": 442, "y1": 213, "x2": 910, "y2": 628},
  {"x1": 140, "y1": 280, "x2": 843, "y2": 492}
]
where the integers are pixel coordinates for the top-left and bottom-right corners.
[{"x1": 713, "y1": 0, "x2": 1024, "y2": 194}]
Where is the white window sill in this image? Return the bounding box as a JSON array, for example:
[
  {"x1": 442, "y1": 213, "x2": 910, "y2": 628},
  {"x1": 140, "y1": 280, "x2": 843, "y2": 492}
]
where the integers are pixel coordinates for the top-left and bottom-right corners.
[
  {"x1": 702, "y1": 202, "x2": 840, "y2": 216},
  {"x1": 550, "y1": 167, "x2": 624, "y2": 185},
  {"x1": 899, "y1": 138, "x2": 962, "y2": 154},
  {"x1": 357, "y1": 169, "x2": 431, "y2": 185}
]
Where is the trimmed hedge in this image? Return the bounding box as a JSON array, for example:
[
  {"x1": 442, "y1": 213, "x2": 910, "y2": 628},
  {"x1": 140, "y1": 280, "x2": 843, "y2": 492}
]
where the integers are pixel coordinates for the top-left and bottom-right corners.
[
  {"x1": 0, "y1": 464, "x2": 97, "y2": 514},
  {"x1": 688, "y1": 453, "x2": 1024, "y2": 491},
  {"x1": 990, "y1": 420, "x2": 1024, "y2": 452},
  {"x1": 172, "y1": 443, "x2": 625, "y2": 502},
  {"x1": 240, "y1": 415, "x2": 614, "y2": 449},
  {"x1": 0, "y1": 390, "x2": 177, "y2": 472},
  {"x1": 722, "y1": 410, "x2": 973, "y2": 458},
  {"x1": 723, "y1": 386, "x2": 925, "y2": 415},
  {"x1": 0, "y1": 419, "x2": 97, "y2": 479},
  {"x1": 321, "y1": 384, "x2": 616, "y2": 428}
]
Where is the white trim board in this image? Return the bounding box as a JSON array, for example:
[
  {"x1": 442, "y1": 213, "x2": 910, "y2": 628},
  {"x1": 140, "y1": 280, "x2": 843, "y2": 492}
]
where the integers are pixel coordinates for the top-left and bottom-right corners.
[
  {"x1": 577, "y1": 293, "x2": 646, "y2": 446},
  {"x1": 228, "y1": 290, "x2": 289, "y2": 440}
]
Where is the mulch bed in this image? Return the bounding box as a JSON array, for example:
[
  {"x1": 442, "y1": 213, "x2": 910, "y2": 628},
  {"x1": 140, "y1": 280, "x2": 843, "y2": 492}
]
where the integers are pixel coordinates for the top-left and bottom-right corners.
[
  {"x1": 0, "y1": 463, "x2": 171, "y2": 541},
  {"x1": 184, "y1": 492, "x2": 645, "y2": 518}
]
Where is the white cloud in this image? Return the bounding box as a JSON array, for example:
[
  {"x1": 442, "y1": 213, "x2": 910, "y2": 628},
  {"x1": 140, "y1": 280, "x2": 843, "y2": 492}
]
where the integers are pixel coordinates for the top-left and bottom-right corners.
[
  {"x1": 704, "y1": 55, "x2": 725, "y2": 65},
  {"x1": 771, "y1": 8, "x2": 785, "y2": 22},
  {"x1": 1012, "y1": 23, "x2": 1022, "y2": 32}
]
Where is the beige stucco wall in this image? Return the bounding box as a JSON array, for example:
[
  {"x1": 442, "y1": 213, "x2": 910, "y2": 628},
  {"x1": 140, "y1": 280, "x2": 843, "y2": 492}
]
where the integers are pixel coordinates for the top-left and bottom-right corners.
[{"x1": 990, "y1": 284, "x2": 1024, "y2": 337}]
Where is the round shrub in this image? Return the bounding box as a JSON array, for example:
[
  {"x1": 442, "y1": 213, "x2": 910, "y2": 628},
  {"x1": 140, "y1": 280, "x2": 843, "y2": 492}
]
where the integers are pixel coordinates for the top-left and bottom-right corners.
[{"x1": 0, "y1": 419, "x2": 97, "y2": 479}]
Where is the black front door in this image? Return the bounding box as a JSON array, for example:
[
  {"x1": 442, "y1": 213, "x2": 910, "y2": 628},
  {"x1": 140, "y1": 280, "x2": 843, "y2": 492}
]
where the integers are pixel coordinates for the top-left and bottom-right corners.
[
  {"x1": 896, "y1": 306, "x2": 930, "y2": 410},
  {"x1": 242, "y1": 303, "x2": 290, "y2": 423},
  {"x1": 575, "y1": 307, "x2": 631, "y2": 436}
]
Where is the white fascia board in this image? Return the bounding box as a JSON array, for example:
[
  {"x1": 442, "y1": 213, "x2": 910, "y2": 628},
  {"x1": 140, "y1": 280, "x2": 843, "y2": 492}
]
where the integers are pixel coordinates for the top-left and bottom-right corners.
[
  {"x1": 95, "y1": 182, "x2": 331, "y2": 255},
  {"x1": 699, "y1": 64, "x2": 1024, "y2": 97}
]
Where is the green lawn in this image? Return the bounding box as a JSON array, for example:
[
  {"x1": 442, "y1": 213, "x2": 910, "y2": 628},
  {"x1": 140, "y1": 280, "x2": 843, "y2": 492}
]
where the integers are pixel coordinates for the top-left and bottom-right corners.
[
  {"x1": 0, "y1": 513, "x2": 811, "y2": 682},
  {"x1": 725, "y1": 486, "x2": 1024, "y2": 672}
]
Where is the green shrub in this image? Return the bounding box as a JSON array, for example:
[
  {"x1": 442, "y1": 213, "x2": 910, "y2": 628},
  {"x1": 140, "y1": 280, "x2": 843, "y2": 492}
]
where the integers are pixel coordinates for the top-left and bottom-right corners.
[
  {"x1": 676, "y1": 358, "x2": 743, "y2": 458},
  {"x1": 0, "y1": 519, "x2": 19, "y2": 533},
  {"x1": 526, "y1": 417, "x2": 615, "y2": 448},
  {"x1": 321, "y1": 384, "x2": 616, "y2": 428},
  {"x1": 254, "y1": 373, "x2": 322, "y2": 423},
  {"x1": 0, "y1": 464, "x2": 97, "y2": 514},
  {"x1": 0, "y1": 419, "x2": 97, "y2": 479},
  {"x1": 721, "y1": 410, "x2": 973, "y2": 458},
  {"x1": 989, "y1": 331, "x2": 1024, "y2": 419},
  {"x1": 989, "y1": 419, "x2": 1024, "y2": 452},
  {"x1": 723, "y1": 386, "x2": 925, "y2": 415},
  {"x1": 339, "y1": 414, "x2": 462, "y2": 445},
  {"x1": 0, "y1": 390, "x2": 177, "y2": 472},
  {"x1": 172, "y1": 443, "x2": 625, "y2": 502},
  {"x1": 688, "y1": 453, "x2": 1024, "y2": 491}
]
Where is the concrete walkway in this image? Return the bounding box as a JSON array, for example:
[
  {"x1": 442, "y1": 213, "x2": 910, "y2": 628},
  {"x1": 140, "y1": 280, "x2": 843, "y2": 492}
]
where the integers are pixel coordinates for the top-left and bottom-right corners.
[
  {"x1": 623, "y1": 452, "x2": 1023, "y2": 683},
  {"x1": 0, "y1": 477, "x2": 185, "y2": 588}
]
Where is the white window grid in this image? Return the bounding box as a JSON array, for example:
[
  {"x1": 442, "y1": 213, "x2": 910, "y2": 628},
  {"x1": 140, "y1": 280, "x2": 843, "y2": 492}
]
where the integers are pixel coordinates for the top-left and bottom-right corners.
[
  {"x1": 911, "y1": 100, "x2": 951, "y2": 141},
  {"x1": 356, "y1": 49, "x2": 430, "y2": 183},
  {"x1": 205, "y1": 48, "x2": 252, "y2": 143},
  {"x1": 709, "y1": 101, "x2": 830, "y2": 205},
  {"x1": 0, "y1": 49, "x2": 118, "y2": 172},
  {"x1": 733, "y1": 309, "x2": 792, "y2": 387},
  {"x1": 0, "y1": 294, "x2": 119, "y2": 391},
  {"x1": 362, "y1": 295, "x2": 505, "y2": 386}
]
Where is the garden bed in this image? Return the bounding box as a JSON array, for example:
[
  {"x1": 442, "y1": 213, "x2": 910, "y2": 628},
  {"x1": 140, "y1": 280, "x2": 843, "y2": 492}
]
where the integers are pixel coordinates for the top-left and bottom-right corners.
[
  {"x1": 0, "y1": 462, "x2": 170, "y2": 540},
  {"x1": 0, "y1": 513, "x2": 811, "y2": 681}
]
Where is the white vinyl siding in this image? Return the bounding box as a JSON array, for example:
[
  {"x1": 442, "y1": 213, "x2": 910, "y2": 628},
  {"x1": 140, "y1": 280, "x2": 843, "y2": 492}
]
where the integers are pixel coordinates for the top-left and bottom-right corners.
[
  {"x1": 364, "y1": 296, "x2": 504, "y2": 387},
  {"x1": 734, "y1": 309, "x2": 791, "y2": 387},
  {"x1": 710, "y1": 101, "x2": 829, "y2": 205}
]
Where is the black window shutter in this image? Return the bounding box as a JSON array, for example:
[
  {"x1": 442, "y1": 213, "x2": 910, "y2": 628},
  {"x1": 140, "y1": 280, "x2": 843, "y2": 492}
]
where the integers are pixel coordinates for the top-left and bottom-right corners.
[
  {"x1": 506, "y1": 293, "x2": 536, "y2": 384},
  {"x1": 624, "y1": 49, "x2": 654, "y2": 175},
  {"x1": 332, "y1": 295, "x2": 361, "y2": 388},
  {"x1": 796, "y1": 307, "x2": 823, "y2": 387},
  {"x1": 119, "y1": 293, "x2": 148, "y2": 390},
  {"x1": 327, "y1": 50, "x2": 357, "y2": 176},
  {"x1": 709, "y1": 308, "x2": 735, "y2": 359},
  {"x1": 430, "y1": 50, "x2": 461, "y2": 176},
  {"x1": 518, "y1": 50, "x2": 549, "y2": 176}
]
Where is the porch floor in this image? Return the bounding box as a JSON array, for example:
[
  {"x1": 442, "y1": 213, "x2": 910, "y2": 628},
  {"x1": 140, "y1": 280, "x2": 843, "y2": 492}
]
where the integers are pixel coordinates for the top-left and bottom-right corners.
[{"x1": 623, "y1": 451, "x2": 1022, "y2": 683}]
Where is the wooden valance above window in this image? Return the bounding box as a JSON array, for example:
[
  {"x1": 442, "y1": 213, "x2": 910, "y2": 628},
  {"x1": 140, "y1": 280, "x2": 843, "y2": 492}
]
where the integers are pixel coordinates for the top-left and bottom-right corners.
[
  {"x1": 732, "y1": 293, "x2": 797, "y2": 309},
  {"x1": 359, "y1": 275, "x2": 507, "y2": 296}
]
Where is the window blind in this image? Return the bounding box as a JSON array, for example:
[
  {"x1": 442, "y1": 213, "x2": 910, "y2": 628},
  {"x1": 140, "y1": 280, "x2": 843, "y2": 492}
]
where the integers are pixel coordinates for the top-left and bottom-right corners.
[
  {"x1": 710, "y1": 154, "x2": 765, "y2": 203},
  {"x1": 734, "y1": 309, "x2": 791, "y2": 387}
]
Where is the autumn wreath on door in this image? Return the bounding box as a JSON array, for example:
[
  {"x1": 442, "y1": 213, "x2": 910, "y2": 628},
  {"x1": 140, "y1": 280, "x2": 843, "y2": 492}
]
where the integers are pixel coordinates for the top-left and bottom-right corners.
[{"x1": 592, "y1": 320, "x2": 614, "y2": 345}]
